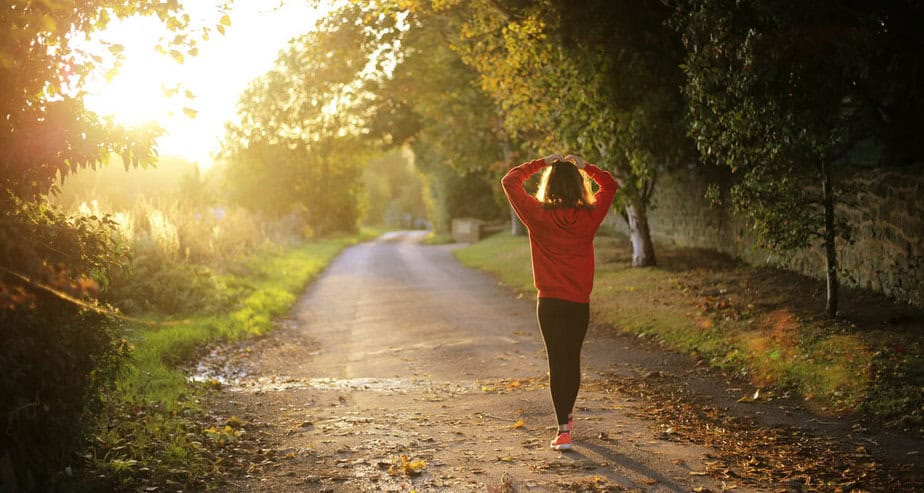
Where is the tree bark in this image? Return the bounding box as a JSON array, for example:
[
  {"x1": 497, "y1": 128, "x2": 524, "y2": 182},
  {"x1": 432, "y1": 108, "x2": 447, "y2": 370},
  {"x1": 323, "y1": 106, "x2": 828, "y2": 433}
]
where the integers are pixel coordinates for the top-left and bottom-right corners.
[
  {"x1": 822, "y1": 160, "x2": 838, "y2": 317},
  {"x1": 625, "y1": 199, "x2": 656, "y2": 267}
]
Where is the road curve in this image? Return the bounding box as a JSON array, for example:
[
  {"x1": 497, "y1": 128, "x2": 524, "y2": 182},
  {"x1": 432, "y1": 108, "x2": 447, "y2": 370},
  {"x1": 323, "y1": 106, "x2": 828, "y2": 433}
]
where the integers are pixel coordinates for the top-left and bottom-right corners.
[
  {"x1": 210, "y1": 231, "x2": 746, "y2": 492},
  {"x1": 287, "y1": 230, "x2": 547, "y2": 381}
]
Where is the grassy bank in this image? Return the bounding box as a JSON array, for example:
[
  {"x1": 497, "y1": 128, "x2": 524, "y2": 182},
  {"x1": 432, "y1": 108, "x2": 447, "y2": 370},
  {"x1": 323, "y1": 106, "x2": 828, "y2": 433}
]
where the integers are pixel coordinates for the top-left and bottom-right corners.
[
  {"x1": 455, "y1": 231, "x2": 923, "y2": 425},
  {"x1": 84, "y1": 230, "x2": 379, "y2": 490}
]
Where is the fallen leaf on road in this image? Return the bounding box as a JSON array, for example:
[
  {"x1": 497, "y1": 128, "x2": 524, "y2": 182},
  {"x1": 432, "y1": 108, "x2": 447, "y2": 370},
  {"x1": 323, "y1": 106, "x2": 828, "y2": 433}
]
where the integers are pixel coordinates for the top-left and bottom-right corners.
[
  {"x1": 737, "y1": 389, "x2": 761, "y2": 403},
  {"x1": 388, "y1": 454, "x2": 427, "y2": 476},
  {"x1": 512, "y1": 419, "x2": 525, "y2": 429}
]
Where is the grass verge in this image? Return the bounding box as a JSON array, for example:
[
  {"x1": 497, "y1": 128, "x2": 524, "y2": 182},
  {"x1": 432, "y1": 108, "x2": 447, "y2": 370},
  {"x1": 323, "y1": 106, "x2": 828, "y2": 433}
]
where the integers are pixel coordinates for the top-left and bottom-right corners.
[
  {"x1": 81, "y1": 229, "x2": 381, "y2": 490},
  {"x1": 455, "y1": 231, "x2": 923, "y2": 427}
]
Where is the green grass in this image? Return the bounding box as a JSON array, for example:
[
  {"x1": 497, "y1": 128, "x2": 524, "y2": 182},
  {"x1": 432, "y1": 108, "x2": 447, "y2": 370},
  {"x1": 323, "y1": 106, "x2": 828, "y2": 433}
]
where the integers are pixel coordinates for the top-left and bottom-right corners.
[
  {"x1": 89, "y1": 229, "x2": 382, "y2": 488},
  {"x1": 453, "y1": 232, "x2": 535, "y2": 291},
  {"x1": 455, "y1": 231, "x2": 923, "y2": 422}
]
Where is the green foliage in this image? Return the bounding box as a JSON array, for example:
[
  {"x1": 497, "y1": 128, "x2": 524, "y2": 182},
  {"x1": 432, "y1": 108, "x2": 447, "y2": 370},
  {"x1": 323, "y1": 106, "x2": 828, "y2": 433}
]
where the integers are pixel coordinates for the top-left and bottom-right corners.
[
  {"x1": 0, "y1": 0, "x2": 204, "y2": 198},
  {"x1": 429, "y1": 0, "x2": 693, "y2": 264},
  {"x1": 55, "y1": 155, "x2": 204, "y2": 210},
  {"x1": 0, "y1": 2, "x2": 217, "y2": 484},
  {"x1": 366, "y1": 4, "x2": 507, "y2": 173},
  {"x1": 102, "y1": 202, "x2": 292, "y2": 315},
  {"x1": 88, "y1": 235, "x2": 366, "y2": 490},
  {"x1": 411, "y1": 141, "x2": 507, "y2": 233},
  {"x1": 0, "y1": 193, "x2": 125, "y2": 299},
  {"x1": 222, "y1": 12, "x2": 391, "y2": 236},
  {"x1": 458, "y1": 231, "x2": 924, "y2": 422},
  {"x1": 308, "y1": 2, "x2": 510, "y2": 232},
  {"x1": 109, "y1": 260, "x2": 231, "y2": 316},
  {"x1": 455, "y1": 0, "x2": 691, "y2": 182},
  {"x1": 674, "y1": 0, "x2": 924, "y2": 252},
  {"x1": 362, "y1": 149, "x2": 428, "y2": 227},
  {"x1": 0, "y1": 294, "x2": 129, "y2": 490}
]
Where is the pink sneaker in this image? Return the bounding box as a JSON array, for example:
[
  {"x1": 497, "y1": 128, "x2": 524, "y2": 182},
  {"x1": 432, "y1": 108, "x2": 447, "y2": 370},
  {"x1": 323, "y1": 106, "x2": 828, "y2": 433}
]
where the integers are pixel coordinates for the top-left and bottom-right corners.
[{"x1": 550, "y1": 432, "x2": 572, "y2": 451}]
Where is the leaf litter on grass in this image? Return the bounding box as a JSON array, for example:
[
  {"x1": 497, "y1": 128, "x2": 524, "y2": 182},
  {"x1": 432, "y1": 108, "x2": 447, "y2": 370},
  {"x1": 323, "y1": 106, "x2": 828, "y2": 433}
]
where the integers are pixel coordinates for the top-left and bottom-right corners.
[{"x1": 597, "y1": 371, "x2": 920, "y2": 491}]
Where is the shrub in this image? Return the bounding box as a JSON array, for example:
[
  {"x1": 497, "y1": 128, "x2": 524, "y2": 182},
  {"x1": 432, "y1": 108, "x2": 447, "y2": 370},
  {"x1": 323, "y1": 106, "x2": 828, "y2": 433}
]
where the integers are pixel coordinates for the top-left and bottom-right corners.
[
  {"x1": 0, "y1": 196, "x2": 128, "y2": 490},
  {"x1": 0, "y1": 299, "x2": 128, "y2": 490}
]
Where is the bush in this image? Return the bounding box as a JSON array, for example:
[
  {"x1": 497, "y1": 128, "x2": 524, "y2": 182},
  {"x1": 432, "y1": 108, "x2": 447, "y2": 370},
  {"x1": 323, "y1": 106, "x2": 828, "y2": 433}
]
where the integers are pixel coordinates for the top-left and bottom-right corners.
[
  {"x1": 105, "y1": 257, "x2": 232, "y2": 316},
  {"x1": 92, "y1": 200, "x2": 280, "y2": 316},
  {"x1": 0, "y1": 195, "x2": 130, "y2": 490},
  {"x1": 0, "y1": 299, "x2": 127, "y2": 490}
]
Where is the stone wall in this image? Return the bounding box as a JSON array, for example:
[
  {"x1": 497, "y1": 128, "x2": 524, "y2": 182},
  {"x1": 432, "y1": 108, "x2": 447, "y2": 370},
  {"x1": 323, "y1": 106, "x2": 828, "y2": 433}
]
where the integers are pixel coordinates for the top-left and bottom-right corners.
[{"x1": 609, "y1": 163, "x2": 924, "y2": 306}]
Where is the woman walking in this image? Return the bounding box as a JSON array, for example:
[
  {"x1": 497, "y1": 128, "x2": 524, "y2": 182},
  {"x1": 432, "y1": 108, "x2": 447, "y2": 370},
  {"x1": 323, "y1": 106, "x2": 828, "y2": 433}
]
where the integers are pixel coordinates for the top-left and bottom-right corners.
[{"x1": 501, "y1": 153, "x2": 617, "y2": 451}]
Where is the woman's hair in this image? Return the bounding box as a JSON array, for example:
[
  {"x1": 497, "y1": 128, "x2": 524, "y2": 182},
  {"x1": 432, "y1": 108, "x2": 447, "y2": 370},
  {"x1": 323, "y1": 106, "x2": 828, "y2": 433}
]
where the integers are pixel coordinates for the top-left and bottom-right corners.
[{"x1": 536, "y1": 160, "x2": 595, "y2": 209}]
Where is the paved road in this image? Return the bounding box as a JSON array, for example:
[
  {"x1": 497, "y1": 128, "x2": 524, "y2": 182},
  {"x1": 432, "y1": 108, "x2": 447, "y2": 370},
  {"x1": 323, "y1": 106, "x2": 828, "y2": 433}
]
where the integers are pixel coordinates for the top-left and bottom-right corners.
[{"x1": 207, "y1": 231, "x2": 748, "y2": 492}]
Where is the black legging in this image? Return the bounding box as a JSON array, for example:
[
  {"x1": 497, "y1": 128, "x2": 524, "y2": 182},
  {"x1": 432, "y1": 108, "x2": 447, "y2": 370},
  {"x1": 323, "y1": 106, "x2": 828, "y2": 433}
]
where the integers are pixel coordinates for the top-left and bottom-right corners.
[{"x1": 536, "y1": 297, "x2": 590, "y2": 426}]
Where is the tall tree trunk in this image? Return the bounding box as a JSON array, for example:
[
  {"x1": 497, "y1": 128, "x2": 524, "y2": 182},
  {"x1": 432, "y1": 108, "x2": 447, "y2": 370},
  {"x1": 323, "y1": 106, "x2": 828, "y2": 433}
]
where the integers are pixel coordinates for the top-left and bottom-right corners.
[
  {"x1": 822, "y1": 160, "x2": 838, "y2": 317},
  {"x1": 625, "y1": 198, "x2": 656, "y2": 267}
]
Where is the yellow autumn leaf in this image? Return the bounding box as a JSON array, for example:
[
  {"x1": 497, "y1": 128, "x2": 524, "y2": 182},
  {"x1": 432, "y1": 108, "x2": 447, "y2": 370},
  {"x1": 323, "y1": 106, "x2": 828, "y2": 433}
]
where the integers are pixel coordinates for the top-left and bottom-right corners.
[
  {"x1": 737, "y1": 388, "x2": 761, "y2": 403},
  {"x1": 512, "y1": 418, "x2": 525, "y2": 429},
  {"x1": 388, "y1": 454, "x2": 426, "y2": 476}
]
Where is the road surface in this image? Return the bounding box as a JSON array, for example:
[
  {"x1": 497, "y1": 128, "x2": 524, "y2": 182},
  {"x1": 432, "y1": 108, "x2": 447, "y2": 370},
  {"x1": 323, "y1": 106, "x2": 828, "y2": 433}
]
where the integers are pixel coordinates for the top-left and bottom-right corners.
[{"x1": 202, "y1": 230, "x2": 753, "y2": 492}]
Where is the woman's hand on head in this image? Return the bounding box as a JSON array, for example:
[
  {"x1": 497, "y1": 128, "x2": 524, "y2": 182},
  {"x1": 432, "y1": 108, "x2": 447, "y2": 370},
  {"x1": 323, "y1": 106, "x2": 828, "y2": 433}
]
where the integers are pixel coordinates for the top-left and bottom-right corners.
[
  {"x1": 565, "y1": 154, "x2": 585, "y2": 169},
  {"x1": 543, "y1": 153, "x2": 564, "y2": 165}
]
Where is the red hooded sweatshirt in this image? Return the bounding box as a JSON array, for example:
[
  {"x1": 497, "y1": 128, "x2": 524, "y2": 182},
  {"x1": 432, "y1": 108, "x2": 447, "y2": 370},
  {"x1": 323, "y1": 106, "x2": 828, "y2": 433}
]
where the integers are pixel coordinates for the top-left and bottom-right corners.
[{"x1": 501, "y1": 159, "x2": 617, "y2": 303}]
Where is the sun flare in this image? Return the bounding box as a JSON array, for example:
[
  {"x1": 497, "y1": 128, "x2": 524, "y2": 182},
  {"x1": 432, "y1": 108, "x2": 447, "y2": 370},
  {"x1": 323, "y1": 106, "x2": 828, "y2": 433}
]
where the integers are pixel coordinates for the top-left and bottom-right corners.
[
  {"x1": 82, "y1": 16, "x2": 186, "y2": 128},
  {"x1": 80, "y1": 1, "x2": 331, "y2": 168}
]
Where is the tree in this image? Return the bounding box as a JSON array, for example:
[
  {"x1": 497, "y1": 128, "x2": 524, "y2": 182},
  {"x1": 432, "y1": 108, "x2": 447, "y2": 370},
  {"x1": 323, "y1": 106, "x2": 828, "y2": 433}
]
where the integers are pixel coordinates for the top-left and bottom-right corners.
[
  {"x1": 675, "y1": 0, "x2": 924, "y2": 316},
  {"x1": 361, "y1": 149, "x2": 428, "y2": 228},
  {"x1": 0, "y1": 1, "x2": 209, "y2": 486},
  {"x1": 359, "y1": 2, "x2": 511, "y2": 233},
  {"x1": 0, "y1": 0, "x2": 205, "y2": 199},
  {"x1": 441, "y1": 0, "x2": 693, "y2": 266},
  {"x1": 222, "y1": 14, "x2": 382, "y2": 236},
  {"x1": 1, "y1": 0, "x2": 210, "y2": 304}
]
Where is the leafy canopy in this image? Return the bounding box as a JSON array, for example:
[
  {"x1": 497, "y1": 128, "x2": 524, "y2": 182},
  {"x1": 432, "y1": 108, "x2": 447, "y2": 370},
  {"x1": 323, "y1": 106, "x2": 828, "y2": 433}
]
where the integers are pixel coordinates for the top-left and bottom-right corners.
[{"x1": 222, "y1": 5, "x2": 399, "y2": 234}]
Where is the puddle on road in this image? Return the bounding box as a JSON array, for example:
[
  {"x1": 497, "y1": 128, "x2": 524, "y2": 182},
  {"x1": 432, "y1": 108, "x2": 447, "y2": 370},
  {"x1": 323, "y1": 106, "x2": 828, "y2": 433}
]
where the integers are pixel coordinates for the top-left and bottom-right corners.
[
  {"x1": 189, "y1": 345, "x2": 543, "y2": 395},
  {"x1": 189, "y1": 346, "x2": 250, "y2": 386},
  {"x1": 190, "y1": 366, "x2": 478, "y2": 394}
]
